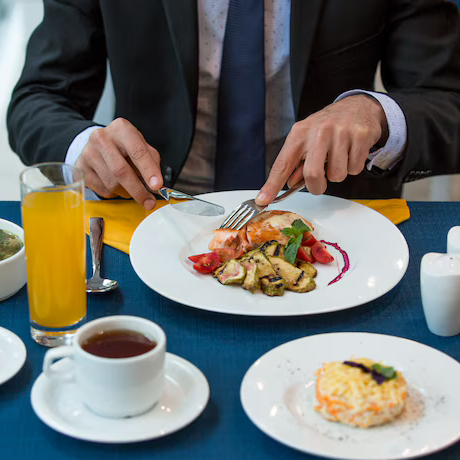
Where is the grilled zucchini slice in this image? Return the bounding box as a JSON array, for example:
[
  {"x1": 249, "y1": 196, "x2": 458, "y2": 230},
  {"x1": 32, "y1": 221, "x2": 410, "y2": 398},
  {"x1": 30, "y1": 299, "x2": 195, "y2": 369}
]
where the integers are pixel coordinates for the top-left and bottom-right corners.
[
  {"x1": 261, "y1": 241, "x2": 285, "y2": 258},
  {"x1": 240, "y1": 258, "x2": 260, "y2": 293},
  {"x1": 239, "y1": 248, "x2": 262, "y2": 262},
  {"x1": 251, "y1": 252, "x2": 285, "y2": 296},
  {"x1": 268, "y1": 256, "x2": 316, "y2": 293},
  {"x1": 215, "y1": 259, "x2": 246, "y2": 285},
  {"x1": 295, "y1": 260, "x2": 317, "y2": 278}
]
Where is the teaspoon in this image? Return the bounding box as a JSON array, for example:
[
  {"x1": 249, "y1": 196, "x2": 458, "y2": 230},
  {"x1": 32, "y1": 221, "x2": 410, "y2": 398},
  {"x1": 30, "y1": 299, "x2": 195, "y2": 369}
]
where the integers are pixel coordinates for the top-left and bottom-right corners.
[{"x1": 86, "y1": 217, "x2": 118, "y2": 293}]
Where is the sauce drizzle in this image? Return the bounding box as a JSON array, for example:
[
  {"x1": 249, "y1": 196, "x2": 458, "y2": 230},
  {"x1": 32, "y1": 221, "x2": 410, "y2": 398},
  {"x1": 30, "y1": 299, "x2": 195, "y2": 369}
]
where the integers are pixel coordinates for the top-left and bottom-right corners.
[{"x1": 320, "y1": 240, "x2": 350, "y2": 285}]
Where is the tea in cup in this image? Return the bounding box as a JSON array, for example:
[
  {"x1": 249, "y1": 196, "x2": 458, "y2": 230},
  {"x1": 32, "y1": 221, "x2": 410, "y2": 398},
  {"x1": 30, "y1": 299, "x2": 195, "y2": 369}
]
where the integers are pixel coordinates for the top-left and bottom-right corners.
[{"x1": 43, "y1": 315, "x2": 166, "y2": 418}]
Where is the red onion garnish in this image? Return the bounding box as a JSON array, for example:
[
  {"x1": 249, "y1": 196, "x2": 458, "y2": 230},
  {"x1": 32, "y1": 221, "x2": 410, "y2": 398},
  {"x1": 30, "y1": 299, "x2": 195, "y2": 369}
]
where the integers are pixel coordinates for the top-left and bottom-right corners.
[
  {"x1": 343, "y1": 361, "x2": 387, "y2": 385},
  {"x1": 320, "y1": 240, "x2": 349, "y2": 286}
]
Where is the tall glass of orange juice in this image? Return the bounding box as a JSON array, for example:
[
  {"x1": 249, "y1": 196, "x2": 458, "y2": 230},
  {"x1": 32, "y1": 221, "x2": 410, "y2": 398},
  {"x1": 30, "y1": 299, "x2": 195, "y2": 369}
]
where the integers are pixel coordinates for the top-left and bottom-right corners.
[{"x1": 20, "y1": 163, "x2": 86, "y2": 346}]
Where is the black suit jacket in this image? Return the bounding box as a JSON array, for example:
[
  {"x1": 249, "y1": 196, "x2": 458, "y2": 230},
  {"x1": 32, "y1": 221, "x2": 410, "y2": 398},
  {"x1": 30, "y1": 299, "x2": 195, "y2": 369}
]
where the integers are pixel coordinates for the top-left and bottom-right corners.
[{"x1": 7, "y1": 0, "x2": 460, "y2": 198}]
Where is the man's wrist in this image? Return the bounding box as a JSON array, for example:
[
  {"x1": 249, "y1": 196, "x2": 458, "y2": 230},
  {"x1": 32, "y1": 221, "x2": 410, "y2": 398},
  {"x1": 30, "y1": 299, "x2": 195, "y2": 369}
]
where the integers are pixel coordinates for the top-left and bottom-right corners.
[
  {"x1": 352, "y1": 94, "x2": 389, "y2": 148},
  {"x1": 65, "y1": 126, "x2": 102, "y2": 166},
  {"x1": 65, "y1": 125, "x2": 102, "y2": 200},
  {"x1": 335, "y1": 89, "x2": 407, "y2": 171}
]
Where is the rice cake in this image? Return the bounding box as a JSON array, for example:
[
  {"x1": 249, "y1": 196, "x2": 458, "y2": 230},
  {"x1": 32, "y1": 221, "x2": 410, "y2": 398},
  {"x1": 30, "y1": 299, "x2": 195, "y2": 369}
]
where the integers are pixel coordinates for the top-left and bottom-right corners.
[{"x1": 314, "y1": 358, "x2": 407, "y2": 428}]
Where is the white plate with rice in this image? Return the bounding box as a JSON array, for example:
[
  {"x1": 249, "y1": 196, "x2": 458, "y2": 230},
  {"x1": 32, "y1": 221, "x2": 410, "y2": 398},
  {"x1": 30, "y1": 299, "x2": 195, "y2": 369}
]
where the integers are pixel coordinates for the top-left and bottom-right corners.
[
  {"x1": 240, "y1": 332, "x2": 460, "y2": 460},
  {"x1": 130, "y1": 191, "x2": 409, "y2": 316}
]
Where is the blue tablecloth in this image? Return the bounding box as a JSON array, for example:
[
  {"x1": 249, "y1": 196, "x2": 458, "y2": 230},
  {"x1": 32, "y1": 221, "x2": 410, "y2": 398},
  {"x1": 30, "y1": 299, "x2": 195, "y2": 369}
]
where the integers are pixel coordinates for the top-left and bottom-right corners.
[{"x1": 1, "y1": 201, "x2": 460, "y2": 460}]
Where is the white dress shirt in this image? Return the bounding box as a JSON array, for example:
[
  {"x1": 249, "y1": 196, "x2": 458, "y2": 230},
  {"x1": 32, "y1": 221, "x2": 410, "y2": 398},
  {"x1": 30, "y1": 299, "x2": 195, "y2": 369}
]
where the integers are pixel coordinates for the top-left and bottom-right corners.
[{"x1": 66, "y1": 0, "x2": 407, "y2": 196}]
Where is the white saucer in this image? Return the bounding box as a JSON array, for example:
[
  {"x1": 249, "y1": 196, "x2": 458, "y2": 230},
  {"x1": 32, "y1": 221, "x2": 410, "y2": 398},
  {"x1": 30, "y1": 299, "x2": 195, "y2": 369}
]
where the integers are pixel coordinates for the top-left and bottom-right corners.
[
  {"x1": 0, "y1": 326, "x2": 26, "y2": 385},
  {"x1": 31, "y1": 352, "x2": 210, "y2": 443}
]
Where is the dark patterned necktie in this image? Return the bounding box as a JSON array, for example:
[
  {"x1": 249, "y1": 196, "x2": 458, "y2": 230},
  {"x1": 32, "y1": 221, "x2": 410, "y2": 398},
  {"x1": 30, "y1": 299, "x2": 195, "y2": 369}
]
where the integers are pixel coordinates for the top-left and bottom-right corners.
[{"x1": 214, "y1": 0, "x2": 266, "y2": 191}]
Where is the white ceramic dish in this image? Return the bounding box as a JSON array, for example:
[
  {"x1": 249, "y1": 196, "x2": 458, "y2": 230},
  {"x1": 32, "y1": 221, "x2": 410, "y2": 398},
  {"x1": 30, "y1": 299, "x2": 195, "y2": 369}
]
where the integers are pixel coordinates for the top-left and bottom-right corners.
[
  {"x1": 130, "y1": 191, "x2": 409, "y2": 316},
  {"x1": 0, "y1": 326, "x2": 27, "y2": 385},
  {"x1": 240, "y1": 332, "x2": 460, "y2": 460},
  {"x1": 0, "y1": 218, "x2": 26, "y2": 302},
  {"x1": 31, "y1": 353, "x2": 209, "y2": 443}
]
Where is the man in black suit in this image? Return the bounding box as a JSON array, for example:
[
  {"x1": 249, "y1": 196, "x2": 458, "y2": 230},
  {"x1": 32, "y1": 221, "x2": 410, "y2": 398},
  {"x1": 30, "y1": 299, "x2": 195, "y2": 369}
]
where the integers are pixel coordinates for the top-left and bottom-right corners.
[{"x1": 7, "y1": 0, "x2": 460, "y2": 209}]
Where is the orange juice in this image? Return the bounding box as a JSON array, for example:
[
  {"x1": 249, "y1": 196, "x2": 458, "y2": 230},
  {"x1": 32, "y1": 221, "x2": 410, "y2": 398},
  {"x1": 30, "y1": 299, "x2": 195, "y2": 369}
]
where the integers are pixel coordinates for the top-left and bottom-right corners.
[{"x1": 22, "y1": 189, "x2": 86, "y2": 328}]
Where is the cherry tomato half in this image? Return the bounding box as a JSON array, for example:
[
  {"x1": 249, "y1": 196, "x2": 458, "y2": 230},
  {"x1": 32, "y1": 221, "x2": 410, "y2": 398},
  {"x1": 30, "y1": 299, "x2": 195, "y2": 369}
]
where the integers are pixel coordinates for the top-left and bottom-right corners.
[
  {"x1": 212, "y1": 247, "x2": 244, "y2": 262},
  {"x1": 188, "y1": 253, "x2": 209, "y2": 263},
  {"x1": 296, "y1": 246, "x2": 315, "y2": 263},
  {"x1": 311, "y1": 242, "x2": 334, "y2": 264},
  {"x1": 301, "y1": 232, "x2": 317, "y2": 247},
  {"x1": 193, "y1": 252, "x2": 222, "y2": 274}
]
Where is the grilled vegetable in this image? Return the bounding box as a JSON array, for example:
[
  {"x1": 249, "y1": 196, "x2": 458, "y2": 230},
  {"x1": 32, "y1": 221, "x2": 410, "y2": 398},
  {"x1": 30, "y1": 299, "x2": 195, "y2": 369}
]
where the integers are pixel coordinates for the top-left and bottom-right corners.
[
  {"x1": 239, "y1": 247, "x2": 262, "y2": 262},
  {"x1": 240, "y1": 258, "x2": 260, "y2": 293},
  {"x1": 295, "y1": 260, "x2": 318, "y2": 278},
  {"x1": 251, "y1": 252, "x2": 285, "y2": 296},
  {"x1": 268, "y1": 256, "x2": 316, "y2": 293},
  {"x1": 196, "y1": 239, "x2": 321, "y2": 296},
  {"x1": 261, "y1": 240, "x2": 285, "y2": 258},
  {"x1": 215, "y1": 259, "x2": 246, "y2": 285}
]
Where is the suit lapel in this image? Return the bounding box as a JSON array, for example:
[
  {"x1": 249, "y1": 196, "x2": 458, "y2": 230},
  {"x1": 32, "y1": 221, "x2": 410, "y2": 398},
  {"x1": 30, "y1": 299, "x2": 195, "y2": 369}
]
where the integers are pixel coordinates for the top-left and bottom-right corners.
[
  {"x1": 290, "y1": 0, "x2": 324, "y2": 118},
  {"x1": 162, "y1": 0, "x2": 199, "y2": 117}
]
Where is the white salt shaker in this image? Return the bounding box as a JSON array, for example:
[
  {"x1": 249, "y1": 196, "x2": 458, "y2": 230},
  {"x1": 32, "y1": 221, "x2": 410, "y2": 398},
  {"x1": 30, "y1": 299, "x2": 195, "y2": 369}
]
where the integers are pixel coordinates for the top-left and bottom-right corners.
[
  {"x1": 420, "y1": 253, "x2": 460, "y2": 336},
  {"x1": 447, "y1": 226, "x2": 460, "y2": 255}
]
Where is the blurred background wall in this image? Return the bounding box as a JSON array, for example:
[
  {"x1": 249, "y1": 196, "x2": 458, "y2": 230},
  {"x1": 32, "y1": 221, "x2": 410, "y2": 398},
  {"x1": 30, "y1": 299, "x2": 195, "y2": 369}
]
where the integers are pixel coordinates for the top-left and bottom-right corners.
[
  {"x1": 0, "y1": 0, "x2": 459, "y2": 201},
  {"x1": 0, "y1": 0, "x2": 113, "y2": 200}
]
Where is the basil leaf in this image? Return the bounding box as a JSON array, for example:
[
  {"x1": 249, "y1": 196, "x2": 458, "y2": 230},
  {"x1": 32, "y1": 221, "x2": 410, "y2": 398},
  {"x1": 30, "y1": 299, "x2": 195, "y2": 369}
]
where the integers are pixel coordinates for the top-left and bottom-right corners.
[
  {"x1": 281, "y1": 228, "x2": 297, "y2": 238},
  {"x1": 371, "y1": 363, "x2": 381, "y2": 373},
  {"x1": 371, "y1": 364, "x2": 396, "y2": 380},
  {"x1": 292, "y1": 219, "x2": 311, "y2": 234},
  {"x1": 284, "y1": 234, "x2": 302, "y2": 264},
  {"x1": 284, "y1": 243, "x2": 297, "y2": 265},
  {"x1": 282, "y1": 220, "x2": 312, "y2": 264}
]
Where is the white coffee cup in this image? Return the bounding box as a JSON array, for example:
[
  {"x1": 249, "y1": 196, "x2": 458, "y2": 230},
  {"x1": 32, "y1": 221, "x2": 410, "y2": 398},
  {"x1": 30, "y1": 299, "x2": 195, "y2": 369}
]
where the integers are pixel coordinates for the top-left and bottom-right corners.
[
  {"x1": 420, "y1": 253, "x2": 460, "y2": 337},
  {"x1": 43, "y1": 315, "x2": 166, "y2": 418},
  {"x1": 447, "y1": 226, "x2": 460, "y2": 255}
]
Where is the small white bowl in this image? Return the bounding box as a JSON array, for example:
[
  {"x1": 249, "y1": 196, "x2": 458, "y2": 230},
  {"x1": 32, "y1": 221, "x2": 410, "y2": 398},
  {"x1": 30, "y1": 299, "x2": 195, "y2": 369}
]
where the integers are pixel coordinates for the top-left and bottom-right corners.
[{"x1": 0, "y1": 218, "x2": 26, "y2": 302}]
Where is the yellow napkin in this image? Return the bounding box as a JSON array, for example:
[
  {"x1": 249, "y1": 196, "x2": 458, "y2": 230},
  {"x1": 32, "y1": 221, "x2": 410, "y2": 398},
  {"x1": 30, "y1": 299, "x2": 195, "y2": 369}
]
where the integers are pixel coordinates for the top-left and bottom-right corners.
[
  {"x1": 353, "y1": 199, "x2": 410, "y2": 226},
  {"x1": 85, "y1": 198, "x2": 410, "y2": 254},
  {"x1": 84, "y1": 200, "x2": 168, "y2": 254}
]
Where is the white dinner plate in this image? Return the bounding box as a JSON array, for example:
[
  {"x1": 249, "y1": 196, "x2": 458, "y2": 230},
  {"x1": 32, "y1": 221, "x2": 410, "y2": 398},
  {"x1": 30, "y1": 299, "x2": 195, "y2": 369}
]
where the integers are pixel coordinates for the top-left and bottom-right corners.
[
  {"x1": 31, "y1": 353, "x2": 209, "y2": 443},
  {"x1": 0, "y1": 326, "x2": 26, "y2": 385},
  {"x1": 240, "y1": 332, "x2": 460, "y2": 460},
  {"x1": 130, "y1": 191, "x2": 409, "y2": 316}
]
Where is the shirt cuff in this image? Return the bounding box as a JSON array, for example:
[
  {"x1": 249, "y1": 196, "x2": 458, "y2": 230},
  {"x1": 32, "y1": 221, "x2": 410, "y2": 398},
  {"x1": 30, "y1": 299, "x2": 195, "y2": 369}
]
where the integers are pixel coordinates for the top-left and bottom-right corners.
[
  {"x1": 65, "y1": 126, "x2": 102, "y2": 200},
  {"x1": 65, "y1": 126, "x2": 101, "y2": 166},
  {"x1": 334, "y1": 89, "x2": 407, "y2": 171}
]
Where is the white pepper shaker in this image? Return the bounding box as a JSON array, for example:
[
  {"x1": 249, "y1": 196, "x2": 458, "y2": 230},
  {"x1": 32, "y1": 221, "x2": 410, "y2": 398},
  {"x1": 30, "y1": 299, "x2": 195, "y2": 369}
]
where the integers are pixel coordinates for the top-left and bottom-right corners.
[
  {"x1": 447, "y1": 226, "x2": 460, "y2": 255},
  {"x1": 420, "y1": 252, "x2": 460, "y2": 337}
]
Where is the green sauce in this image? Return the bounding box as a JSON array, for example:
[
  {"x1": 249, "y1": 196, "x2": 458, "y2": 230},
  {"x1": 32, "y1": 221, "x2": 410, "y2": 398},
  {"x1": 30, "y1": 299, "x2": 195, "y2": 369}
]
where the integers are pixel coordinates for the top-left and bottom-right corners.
[{"x1": 0, "y1": 230, "x2": 24, "y2": 261}]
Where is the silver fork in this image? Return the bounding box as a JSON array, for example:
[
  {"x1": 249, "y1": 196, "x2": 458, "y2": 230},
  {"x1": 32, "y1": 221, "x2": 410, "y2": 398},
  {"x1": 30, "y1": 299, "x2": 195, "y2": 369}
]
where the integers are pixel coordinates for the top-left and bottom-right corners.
[{"x1": 219, "y1": 181, "x2": 306, "y2": 230}]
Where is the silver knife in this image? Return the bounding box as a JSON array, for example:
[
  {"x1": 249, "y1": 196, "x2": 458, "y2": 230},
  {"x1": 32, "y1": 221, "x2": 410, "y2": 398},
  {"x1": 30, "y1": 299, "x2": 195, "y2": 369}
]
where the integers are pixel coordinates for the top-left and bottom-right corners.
[{"x1": 140, "y1": 178, "x2": 224, "y2": 216}]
